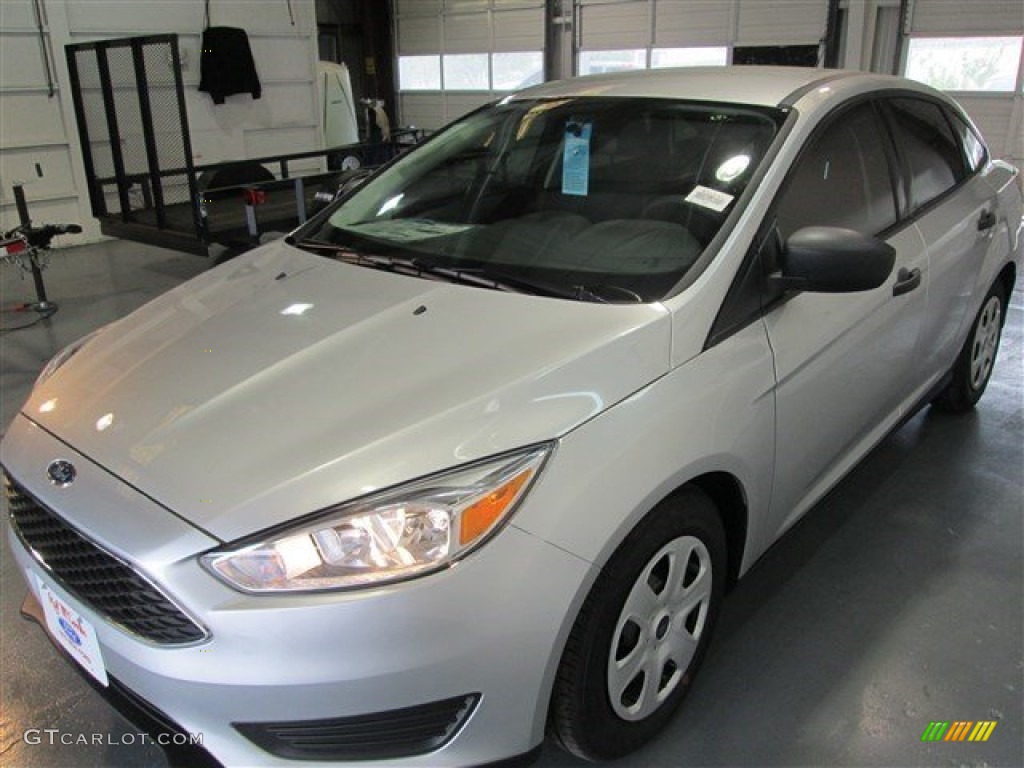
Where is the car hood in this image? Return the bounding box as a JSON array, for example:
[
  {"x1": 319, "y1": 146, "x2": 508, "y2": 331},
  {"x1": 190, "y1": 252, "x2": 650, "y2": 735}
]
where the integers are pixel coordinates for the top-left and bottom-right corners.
[{"x1": 25, "y1": 242, "x2": 671, "y2": 542}]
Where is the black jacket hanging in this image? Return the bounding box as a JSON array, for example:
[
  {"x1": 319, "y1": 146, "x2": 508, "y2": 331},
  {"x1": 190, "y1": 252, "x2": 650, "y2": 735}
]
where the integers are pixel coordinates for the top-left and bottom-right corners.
[{"x1": 199, "y1": 26, "x2": 262, "y2": 105}]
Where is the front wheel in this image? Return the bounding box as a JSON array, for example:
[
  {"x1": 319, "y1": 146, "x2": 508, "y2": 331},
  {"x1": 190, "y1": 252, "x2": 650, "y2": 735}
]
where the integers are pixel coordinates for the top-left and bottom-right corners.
[
  {"x1": 549, "y1": 487, "x2": 726, "y2": 761},
  {"x1": 933, "y1": 283, "x2": 1007, "y2": 412}
]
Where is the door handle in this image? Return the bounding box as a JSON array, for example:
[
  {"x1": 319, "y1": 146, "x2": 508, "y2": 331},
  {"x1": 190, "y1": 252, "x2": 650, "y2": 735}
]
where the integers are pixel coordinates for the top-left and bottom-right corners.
[
  {"x1": 977, "y1": 210, "x2": 996, "y2": 231},
  {"x1": 893, "y1": 267, "x2": 921, "y2": 296}
]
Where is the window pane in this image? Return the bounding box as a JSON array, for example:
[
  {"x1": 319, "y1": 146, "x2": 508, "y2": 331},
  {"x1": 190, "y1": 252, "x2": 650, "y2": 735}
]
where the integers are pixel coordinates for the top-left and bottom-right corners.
[
  {"x1": 398, "y1": 56, "x2": 441, "y2": 91},
  {"x1": 950, "y1": 112, "x2": 987, "y2": 173},
  {"x1": 492, "y1": 52, "x2": 544, "y2": 90},
  {"x1": 579, "y1": 50, "x2": 646, "y2": 75},
  {"x1": 318, "y1": 97, "x2": 782, "y2": 303},
  {"x1": 885, "y1": 98, "x2": 966, "y2": 210},
  {"x1": 733, "y1": 45, "x2": 819, "y2": 67},
  {"x1": 443, "y1": 54, "x2": 490, "y2": 91},
  {"x1": 777, "y1": 103, "x2": 897, "y2": 240},
  {"x1": 651, "y1": 47, "x2": 728, "y2": 68},
  {"x1": 906, "y1": 37, "x2": 1023, "y2": 92}
]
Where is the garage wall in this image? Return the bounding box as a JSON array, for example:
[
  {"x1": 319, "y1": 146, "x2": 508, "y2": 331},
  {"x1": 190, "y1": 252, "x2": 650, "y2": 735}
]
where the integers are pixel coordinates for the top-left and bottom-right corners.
[
  {"x1": 0, "y1": 0, "x2": 321, "y2": 242},
  {"x1": 0, "y1": 1, "x2": 86, "y2": 236},
  {"x1": 393, "y1": 0, "x2": 545, "y2": 131},
  {"x1": 901, "y1": 0, "x2": 1024, "y2": 172}
]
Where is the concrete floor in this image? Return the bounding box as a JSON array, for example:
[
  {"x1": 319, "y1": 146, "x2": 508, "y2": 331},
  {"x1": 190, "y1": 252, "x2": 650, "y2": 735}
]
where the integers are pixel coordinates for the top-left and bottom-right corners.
[{"x1": 1, "y1": 240, "x2": 1021, "y2": 768}]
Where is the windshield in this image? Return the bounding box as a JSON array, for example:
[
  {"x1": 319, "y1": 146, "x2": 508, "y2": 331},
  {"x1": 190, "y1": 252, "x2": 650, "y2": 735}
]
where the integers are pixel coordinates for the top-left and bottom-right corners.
[{"x1": 298, "y1": 97, "x2": 783, "y2": 303}]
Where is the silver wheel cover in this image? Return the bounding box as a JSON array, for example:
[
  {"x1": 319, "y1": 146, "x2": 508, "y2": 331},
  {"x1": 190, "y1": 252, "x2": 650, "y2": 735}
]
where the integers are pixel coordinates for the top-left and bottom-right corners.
[
  {"x1": 970, "y1": 295, "x2": 1001, "y2": 391},
  {"x1": 607, "y1": 535, "x2": 712, "y2": 721}
]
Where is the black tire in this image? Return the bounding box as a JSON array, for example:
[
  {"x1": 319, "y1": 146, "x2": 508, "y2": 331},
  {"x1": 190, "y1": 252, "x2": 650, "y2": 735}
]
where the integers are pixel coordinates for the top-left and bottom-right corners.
[
  {"x1": 932, "y1": 282, "x2": 1007, "y2": 412},
  {"x1": 550, "y1": 487, "x2": 727, "y2": 761}
]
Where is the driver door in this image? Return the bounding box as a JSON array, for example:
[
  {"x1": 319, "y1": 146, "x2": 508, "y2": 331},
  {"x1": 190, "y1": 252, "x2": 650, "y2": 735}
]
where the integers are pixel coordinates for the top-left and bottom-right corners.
[{"x1": 763, "y1": 100, "x2": 927, "y2": 539}]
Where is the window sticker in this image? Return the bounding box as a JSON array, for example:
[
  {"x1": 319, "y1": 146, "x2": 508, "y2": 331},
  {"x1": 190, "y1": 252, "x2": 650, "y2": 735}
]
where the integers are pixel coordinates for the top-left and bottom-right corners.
[
  {"x1": 685, "y1": 185, "x2": 734, "y2": 212},
  {"x1": 562, "y1": 120, "x2": 592, "y2": 197}
]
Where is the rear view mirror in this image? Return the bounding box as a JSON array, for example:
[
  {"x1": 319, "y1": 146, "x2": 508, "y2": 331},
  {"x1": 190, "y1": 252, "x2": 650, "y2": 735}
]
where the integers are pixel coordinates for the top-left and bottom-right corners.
[
  {"x1": 310, "y1": 169, "x2": 374, "y2": 216},
  {"x1": 774, "y1": 226, "x2": 895, "y2": 293}
]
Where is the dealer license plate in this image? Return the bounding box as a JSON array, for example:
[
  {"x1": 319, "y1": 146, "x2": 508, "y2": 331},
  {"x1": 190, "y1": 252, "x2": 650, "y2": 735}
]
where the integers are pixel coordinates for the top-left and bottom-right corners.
[{"x1": 34, "y1": 574, "x2": 108, "y2": 686}]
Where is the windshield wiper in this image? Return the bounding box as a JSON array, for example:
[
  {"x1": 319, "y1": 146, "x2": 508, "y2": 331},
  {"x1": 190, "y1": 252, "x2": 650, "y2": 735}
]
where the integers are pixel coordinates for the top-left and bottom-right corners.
[
  {"x1": 464, "y1": 268, "x2": 644, "y2": 303},
  {"x1": 293, "y1": 240, "x2": 620, "y2": 301},
  {"x1": 464, "y1": 267, "x2": 592, "y2": 301},
  {"x1": 293, "y1": 239, "x2": 360, "y2": 256},
  {"x1": 569, "y1": 284, "x2": 646, "y2": 304},
  {"x1": 292, "y1": 242, "x2": 524, "y2": 292},
  {"x1": 383, "y1": 257, "x2": 572, "y2": 298}
]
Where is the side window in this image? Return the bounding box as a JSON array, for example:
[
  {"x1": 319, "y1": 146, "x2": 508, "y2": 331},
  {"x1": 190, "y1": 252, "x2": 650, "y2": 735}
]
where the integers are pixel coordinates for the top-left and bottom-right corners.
[
  {"x1": 883, "y1": 98, "x2": 966, "y2": 211},
  {"x1": 776, "y1": 102, "x2": 897, "y2": 241},
  {"x1": 949, "y1": 111, "x2": 987, "y2": 173}
]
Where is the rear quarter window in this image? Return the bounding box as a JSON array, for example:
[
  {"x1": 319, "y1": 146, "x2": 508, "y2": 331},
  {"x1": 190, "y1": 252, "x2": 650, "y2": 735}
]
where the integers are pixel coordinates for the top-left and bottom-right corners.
[{"x1": 949, "y1": 111, "x2": 987, "y2": 173}]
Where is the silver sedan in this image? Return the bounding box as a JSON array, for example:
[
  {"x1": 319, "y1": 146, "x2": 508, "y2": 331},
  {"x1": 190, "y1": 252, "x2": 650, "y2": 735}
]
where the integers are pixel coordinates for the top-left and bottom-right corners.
[{"x1": 4, "y1": 66, "x2": 1021, "y2": 767}]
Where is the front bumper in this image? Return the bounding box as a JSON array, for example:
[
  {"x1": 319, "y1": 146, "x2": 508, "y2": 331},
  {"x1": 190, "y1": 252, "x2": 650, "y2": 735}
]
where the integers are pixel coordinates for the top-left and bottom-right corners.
[
  {"x1": 19, "y1": 589, "x2": 223, "y2": 767},
  {"x1": 4, "y1": 414, "x2": 592, "y2": 767}
]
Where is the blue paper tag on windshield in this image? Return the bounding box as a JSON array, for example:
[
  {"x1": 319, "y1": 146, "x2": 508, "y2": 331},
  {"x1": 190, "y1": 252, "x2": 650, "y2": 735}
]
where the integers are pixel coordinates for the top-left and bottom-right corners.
[{"x1": 562, "y1": 120, "x2": 592, "y2": 196}]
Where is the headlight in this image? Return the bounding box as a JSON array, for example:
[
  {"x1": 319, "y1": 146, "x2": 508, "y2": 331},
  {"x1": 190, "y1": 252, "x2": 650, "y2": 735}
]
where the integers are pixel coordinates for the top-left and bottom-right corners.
[
  {"x1": 36, "y1": 328, "x2": 103, "y2": 386},
  {"x1": 202, "y1": 444, "x2": 552, "y2": 593}
]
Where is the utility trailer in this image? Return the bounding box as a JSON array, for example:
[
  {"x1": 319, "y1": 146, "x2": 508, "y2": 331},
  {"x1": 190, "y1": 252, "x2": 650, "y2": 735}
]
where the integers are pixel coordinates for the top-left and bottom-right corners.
[{"x1": 65, "y1": 34, "x2": 420, "y2": 258}]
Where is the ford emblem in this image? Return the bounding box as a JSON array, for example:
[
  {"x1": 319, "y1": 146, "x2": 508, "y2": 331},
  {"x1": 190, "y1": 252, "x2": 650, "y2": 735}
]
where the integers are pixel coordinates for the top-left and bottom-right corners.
[{"x1": 46, "y1": 459, "x2": 76, "y2": 487}]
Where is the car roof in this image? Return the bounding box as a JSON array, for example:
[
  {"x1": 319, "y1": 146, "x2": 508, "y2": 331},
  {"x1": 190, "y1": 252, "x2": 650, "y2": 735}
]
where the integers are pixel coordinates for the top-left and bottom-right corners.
[{"x1": 510, "y1": 66, "x2": 925, "y2": 109}]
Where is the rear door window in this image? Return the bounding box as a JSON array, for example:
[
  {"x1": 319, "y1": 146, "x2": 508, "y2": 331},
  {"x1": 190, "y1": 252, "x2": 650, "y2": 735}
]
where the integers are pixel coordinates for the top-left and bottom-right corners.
[{"x1": 948, "y1": 111, "x2": 987, "y2": 173}]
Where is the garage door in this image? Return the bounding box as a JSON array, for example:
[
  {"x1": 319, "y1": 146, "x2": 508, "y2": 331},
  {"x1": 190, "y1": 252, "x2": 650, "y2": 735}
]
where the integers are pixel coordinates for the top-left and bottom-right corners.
[
  {"x1": 902, "y1": 0, "x2": 1023, "y2": 171},
  {"x1": 576, "y1": 0, "x2": 827, "y2": 74},
  {"x1": 394, "y1": 0, "x2": 545, "y2": 131}
]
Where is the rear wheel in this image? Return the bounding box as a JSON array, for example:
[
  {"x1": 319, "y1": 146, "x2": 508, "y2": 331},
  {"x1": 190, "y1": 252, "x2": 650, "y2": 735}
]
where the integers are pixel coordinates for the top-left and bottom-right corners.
[
  {"x1": 933, "y1": 283, "x2": 1007, "y2": 412},
  {"x1": 550, "y1": 487, "x2": 726, "y2": 760}
]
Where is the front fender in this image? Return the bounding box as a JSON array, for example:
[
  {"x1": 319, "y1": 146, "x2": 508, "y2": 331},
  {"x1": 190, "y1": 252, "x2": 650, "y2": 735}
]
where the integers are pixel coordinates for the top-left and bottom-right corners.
[{"x1": 511, "y1": 319, "x2": 777, "y2": 742}]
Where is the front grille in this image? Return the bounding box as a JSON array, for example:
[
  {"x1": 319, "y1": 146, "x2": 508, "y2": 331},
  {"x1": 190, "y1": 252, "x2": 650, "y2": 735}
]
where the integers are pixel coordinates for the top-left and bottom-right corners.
[
  {"x1": 5, "y1": 472, "x2": 207, "y2": 645},
  {"x1": 234, "y1": 694, "x2": 480, "y2": 761}
]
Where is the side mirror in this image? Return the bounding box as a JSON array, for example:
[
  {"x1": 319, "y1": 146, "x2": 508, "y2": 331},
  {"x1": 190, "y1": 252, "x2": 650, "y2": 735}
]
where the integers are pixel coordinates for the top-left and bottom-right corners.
[{"x1": 773, "y1": 226, "x2": 895, "y2": 293}]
